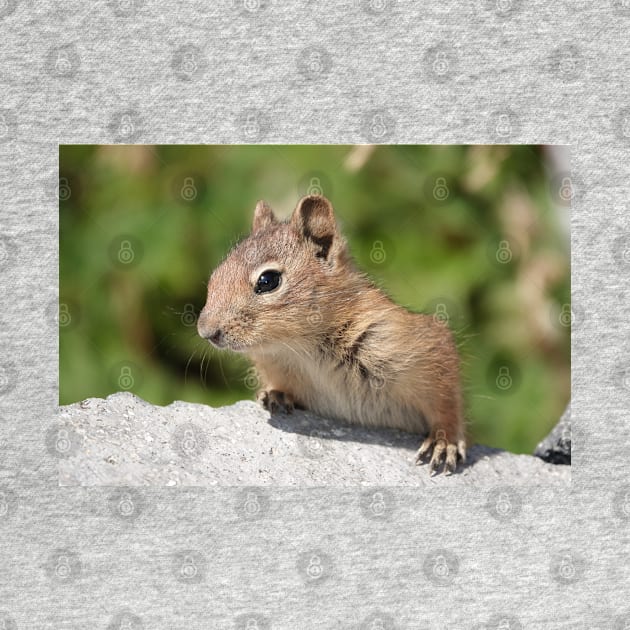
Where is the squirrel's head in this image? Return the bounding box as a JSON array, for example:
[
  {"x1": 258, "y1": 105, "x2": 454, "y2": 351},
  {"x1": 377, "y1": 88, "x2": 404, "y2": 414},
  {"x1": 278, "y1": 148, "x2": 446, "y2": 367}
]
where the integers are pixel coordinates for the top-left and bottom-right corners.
[{"x1": 197, "y1": 195, "x2": 351, "y2": 353}]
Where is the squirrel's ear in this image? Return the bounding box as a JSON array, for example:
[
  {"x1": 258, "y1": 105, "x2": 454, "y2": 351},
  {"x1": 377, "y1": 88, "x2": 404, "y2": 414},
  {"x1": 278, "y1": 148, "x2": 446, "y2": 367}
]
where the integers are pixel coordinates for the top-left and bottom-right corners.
[
  {"x1": 252, "y1": 200, "x2": 277, "y2": 232},
  {"x1": 290, "y1": 195, "x2": 341, "y2": 261}
]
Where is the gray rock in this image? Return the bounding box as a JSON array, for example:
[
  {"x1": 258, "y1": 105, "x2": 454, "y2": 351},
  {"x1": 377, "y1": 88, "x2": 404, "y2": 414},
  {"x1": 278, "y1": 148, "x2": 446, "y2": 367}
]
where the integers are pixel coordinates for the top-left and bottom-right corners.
[
  {"x1": 58, "y1": 392, "x2": 570, "y2": 486},
  {"x1": 534, "y1": 404, "x2": 571, "y2": 465}
]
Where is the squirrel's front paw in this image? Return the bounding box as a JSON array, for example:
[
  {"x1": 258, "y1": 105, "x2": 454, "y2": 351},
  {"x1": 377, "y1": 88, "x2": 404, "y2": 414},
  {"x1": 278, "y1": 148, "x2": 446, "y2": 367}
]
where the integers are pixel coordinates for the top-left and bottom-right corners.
[
  {"x1": 415, "y1": 429, "x2": 466, "y2": 474},
  {"x1": 257, "y1": 389, "x2": 295, "y2": 414}
]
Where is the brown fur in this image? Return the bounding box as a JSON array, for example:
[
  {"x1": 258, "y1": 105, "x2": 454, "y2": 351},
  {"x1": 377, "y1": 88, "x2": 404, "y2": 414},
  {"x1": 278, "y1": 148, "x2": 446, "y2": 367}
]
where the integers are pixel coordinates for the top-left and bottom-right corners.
[{"x1": 198, "y1": 195, "x2": 466, "y2": 473}]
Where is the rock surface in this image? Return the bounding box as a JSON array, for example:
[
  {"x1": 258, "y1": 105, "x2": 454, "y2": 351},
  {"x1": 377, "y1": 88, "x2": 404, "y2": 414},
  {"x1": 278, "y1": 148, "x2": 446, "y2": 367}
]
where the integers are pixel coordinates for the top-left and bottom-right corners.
[
  {"x1": 57, "y1": 392, "x2": 570, "y2": 486},
  {"x1": 534, "y1": 404, "x2": 571, "y2": 465}
]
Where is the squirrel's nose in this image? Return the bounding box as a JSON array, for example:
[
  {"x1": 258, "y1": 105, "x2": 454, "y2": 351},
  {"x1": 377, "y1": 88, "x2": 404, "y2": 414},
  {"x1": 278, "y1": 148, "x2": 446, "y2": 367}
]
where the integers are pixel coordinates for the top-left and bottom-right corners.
[{"x1": 204, "y1": 328, "x2": 225, "y2": 348}]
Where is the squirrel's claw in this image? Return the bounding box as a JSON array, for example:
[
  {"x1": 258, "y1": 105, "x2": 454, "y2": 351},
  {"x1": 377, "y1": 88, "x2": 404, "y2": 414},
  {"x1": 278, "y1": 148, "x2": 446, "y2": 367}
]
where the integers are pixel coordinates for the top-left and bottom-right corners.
[
  {"x1": 257, "y1": 389, "x2": 294, "y2": 414},
  {"x1": 415, "y1": 433, "x2": 466, "y2": 475}
]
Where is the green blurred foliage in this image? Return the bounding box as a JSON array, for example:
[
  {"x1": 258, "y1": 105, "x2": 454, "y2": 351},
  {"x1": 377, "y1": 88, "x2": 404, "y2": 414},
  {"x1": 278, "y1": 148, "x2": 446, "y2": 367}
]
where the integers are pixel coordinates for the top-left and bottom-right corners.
[{"x1": 59, "y1": 145, "x2": 570, "y2": 453}]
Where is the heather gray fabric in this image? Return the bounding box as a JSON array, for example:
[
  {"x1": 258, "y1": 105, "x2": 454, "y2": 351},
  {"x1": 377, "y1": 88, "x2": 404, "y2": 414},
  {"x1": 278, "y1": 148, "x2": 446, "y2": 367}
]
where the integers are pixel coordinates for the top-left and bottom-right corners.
[{"x1": 1, "y1": 1, "x2": 629, "y2": 628}]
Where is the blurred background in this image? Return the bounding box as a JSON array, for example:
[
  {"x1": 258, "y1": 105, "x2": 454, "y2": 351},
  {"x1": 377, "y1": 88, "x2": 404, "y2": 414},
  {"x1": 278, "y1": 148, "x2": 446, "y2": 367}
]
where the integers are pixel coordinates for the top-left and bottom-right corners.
[{"x1": 59, "y1": 145, "x2": 571, "y2": 454}]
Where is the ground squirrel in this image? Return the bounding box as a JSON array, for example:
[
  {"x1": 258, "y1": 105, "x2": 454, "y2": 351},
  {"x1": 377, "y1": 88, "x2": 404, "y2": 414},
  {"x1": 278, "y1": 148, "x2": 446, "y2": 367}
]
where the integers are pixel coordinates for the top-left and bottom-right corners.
[{"x1": 197, "y1": 195, "x2": 466, "y2": 473}]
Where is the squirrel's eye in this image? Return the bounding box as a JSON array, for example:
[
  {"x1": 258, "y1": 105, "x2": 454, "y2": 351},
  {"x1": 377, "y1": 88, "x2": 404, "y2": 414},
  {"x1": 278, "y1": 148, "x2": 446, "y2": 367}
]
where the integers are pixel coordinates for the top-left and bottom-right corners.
[{"x1": 254, "y1": 270, "x2": 281, "y2": 294}]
